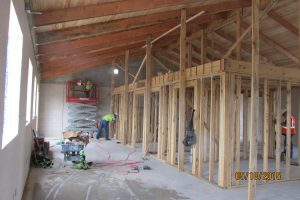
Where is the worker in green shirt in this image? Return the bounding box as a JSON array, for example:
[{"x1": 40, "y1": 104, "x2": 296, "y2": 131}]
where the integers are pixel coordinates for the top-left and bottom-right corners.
[{"x1": 96, "y1": 113, "x2": 117, "y2": 140}]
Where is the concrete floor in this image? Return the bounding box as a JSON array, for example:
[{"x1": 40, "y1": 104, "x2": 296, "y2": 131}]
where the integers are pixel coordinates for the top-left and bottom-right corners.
[{"x1": 23, "y1": 139, "x2": 300, "y2": 200}]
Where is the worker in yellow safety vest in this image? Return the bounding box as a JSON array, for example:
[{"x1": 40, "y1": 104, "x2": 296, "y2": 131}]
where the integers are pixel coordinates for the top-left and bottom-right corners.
[
  {"x1": 96, "y1": 113, "x2": 117, "y2": 140},
  {"x1": 83, "y1": 81, "x2": 93, "y2": 98}
]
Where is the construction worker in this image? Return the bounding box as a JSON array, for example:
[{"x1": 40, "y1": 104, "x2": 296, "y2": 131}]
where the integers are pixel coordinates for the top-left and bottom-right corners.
[
  {"x1": 96, "y1": 113, "x2": 117, "y2": 140},
  {"x1": 274, "y1": 110, "x2": 296, "y2": 161},
  {"x1": 281, "y1": 111, "x2": 296, "y2": 160},
  {"x1": 83, "y1": 80, "x2": 93, "y2": 98}
]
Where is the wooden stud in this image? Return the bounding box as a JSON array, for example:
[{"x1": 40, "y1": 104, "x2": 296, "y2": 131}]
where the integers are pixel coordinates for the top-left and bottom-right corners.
[
  {"x1": 275, "y1": 81, "x2": 282, "y2": 174},
  {"x1": 132, "y1": 55, "x2": 146, "y2": 84},
  {"x1": 167, "y1": 85, "x2": 173, "y2": 163},
  {"x1": 286, "y1": 82, "x2": 292, "y2": 180},
  {"x1": 236, "y1": 9, "x2": 241, "y2": 61},
  {"x1": 248, "y1": 0, "x2": 260, "y2": 197},
  {"x1": 229, "y1": 74, "x2": 236, "y2": 187},
  {"x1": 131, "y1": 93, "x2": 138, "y2": 148},
  {"x1": 263, "y1": 79, "x2": 269, "y2": 177},
  {"x1": 142, "y1": 36, "x2": 152, "y2": 155},
  {"x1": 201, "y1": 29, "x2": 206, "y2": 65},
  {"x1": 269, "y1": 91, "x2": 275, "y2": 158},
  {"x1": 209, "y1": 77, "x2": 216, "y2": 183},
  {"x1": 122, "y1": 50, "x2": 129, "y2": 144},
  {"x1": 203, "y1": 83, "x2": 209, "y2": 163},
  {"x1": 178, "y1": 8, "x2": 187, "y2": 171},
  {"x1": 157, "y1": 87, "x2": 163, "y2": 159},
  {"x1": 243, "y1": 89, "x2": 248, "y2": 159},
  {"x1": 170, "y1": 88, "x2": 178, "y2": 165},
  {"x1": 235, "y1": 76, "x2": 242, "y2": 186},
  {"x1": 198, "y1": 79, "x2": 205, "y2": 177},
  {"x1": 154, "y1": 93, "x2": 159, "y2": 153},
  {"x1": 192, "y1": 80, "x2": 201, "y2": 175},
  {"x1": 161, "y1": 87, "x2": 168, "y2": 160},
  {"x1": 218, "y1": 73, "x2": 230, "y2": 188},
  {"x1": 188, "y1": 43, "x2": 192, "y2": 68},
  {"x1": 109, "y1": 62, "x2": 116, "y2": 138}
]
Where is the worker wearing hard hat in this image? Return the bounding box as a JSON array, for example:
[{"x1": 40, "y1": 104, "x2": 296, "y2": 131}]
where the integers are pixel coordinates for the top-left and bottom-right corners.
[{"x1": 96, "y1": 113, "x2": 117, "y2": 140}]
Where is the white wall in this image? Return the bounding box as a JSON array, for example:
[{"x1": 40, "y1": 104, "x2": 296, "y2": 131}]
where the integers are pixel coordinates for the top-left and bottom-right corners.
[
  {"x1": 38, "y1": 83, "x2": 111, "y2": 138},
  {"x1": 0, "y1": 0, "x2": 38, "y2": 199},
  {"x1": 38, "y1": 83, "x2": 68, "y2": 138}
]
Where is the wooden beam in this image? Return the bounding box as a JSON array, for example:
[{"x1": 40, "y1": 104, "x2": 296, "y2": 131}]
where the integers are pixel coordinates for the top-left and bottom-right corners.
[
  {"x1": 192, "y1": 80, "x2": 200, "y2": 175},
  {"x1": 223, "y1": 25, "x2": 251, "y2": 59},
  {"x1": 243, "y1": 89, "x2": 248, "y2": 160},
  {"x1": 275, "y1": 81, "x2": 282, "y2": 175},
  {"x1": 38, "y1": 23, "x2": 177, "y2": 55},
  {"x1": 215, "y1": 29, "x2": 270, "y2": 62},
  {"x1": 157, "y1": 87, "x2": 163, "y2": 159},
  {"x1": 178, "y1": 8, "x2": 187, "y2": 171},
  {"x1": 198, "y1": 78, "x2": 205, "y2": 177},
  {"x1": 241, "y1": 21, "x2": 300, "y2": 64},
  {"x1": 286, "y1": 82, "x2": 292, "y2": 180},
  {"x1": 224, "y1": 0, "x2": 279, "y2": 59},
  {"x1": 109, "y1": 61, "x2": 116, "y2": 138},
  {"x1": 248, "y1": 0, "x2": 260, "y2": 197},
  {"x1": 161, "y1": 86, "x2": 168, "y2": 160},
  {"x1": 218, "y1": 74, "x2": 231, "y2": 188},
  {"x1": 41, "y1": 51, "x2": 144, "y2": 80},
  {"x1": 170, "y1": 88, "x2": 178, "y2": 165},
  {"x1": 268, "y1": 10, "x2": 298, "y2": 37},
  {"x1": 201, "y1": 29, "x2": 206, "y2": 65},
  {"x1": 263, "y1": 79, "x2": 269, "y2": 178},
  {"x1": 235, "y1": 76, "x2": 242, "y2": 186},
  {"x1": 132, "y1": 55, "x2": 146, "y2": 84},
  {"x1": 115, "y1": 63, "x2": 135, "y2": 78},
  {"x1": 167, "y1": 85, "x2": 173, "y2": 163},
  {"x1": 209, "y1": 77, "x2": 216, "y2": 183},
  {"x1": 131, "y1": 94, "x2": 138, "y2": 148},
  {"x1": 236, "y1": 9, "x2": 242, "y2": 61},
  {"x1": 188, "y1": 43, "x2": 192, "y2": 68},
  {"x1": 34, "y1": 0, "x2": 251, "y2": 26},
  {"x1": 142, "y1": 36, "x2": 152, "y2": 155},
  {"x1": 153, "y1": 56, "x2": 170, "y2": 72},
  {"x1": 144, "y1": 11, "x2": 205, "y2": 47},
  {"x1": 37, "y1": 12, "x2": 181, "y2": 44},
  {"x1": 121, "y1": 50, "x2": 129, "y2": 144}
]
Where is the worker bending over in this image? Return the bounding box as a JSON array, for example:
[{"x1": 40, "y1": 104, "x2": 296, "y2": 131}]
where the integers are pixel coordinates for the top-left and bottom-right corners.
[{"x1": 96, "y1": 113, "x2": 117, "y2": 140}]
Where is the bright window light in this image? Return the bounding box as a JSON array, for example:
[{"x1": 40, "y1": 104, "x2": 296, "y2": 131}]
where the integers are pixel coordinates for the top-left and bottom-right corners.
[
  {"x1": 32, "y1": 76, "x2": 37, "y2": 119},
  {"x1": 2, "y1": 0, "x2": 24, "y2": 149},
  {"x1": 26, "y1": 59, "x2": 33, "y2": 125},
  {"x1": 113, "y1": 68, "x2": 119, "y2": 75},
  {"x1": 35, "y1": 83, "x2": 39, "y2": 118}
]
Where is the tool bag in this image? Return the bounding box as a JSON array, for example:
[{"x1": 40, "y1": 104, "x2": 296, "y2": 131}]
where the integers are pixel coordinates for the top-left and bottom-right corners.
[{"x1": 183, "y1": 109, "x2": 196, "y2": 146}]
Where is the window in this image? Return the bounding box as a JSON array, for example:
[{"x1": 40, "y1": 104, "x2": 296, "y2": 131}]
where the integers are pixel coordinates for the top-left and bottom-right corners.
[
  {"x1": 35, "y1": 83, "x2": 40, "y2": 118},
  {"x1": 2, "y1": 1, "x2": 24, "y2": 148},
  {"x1": 26, "y1": 59, "x2": 33, "y2": 124},
  {"x1": 32, "y1": 76, "x2": 37, "y2": 119}
]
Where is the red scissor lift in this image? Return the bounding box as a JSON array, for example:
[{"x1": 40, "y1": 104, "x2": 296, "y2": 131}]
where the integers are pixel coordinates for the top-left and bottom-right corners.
[{"x1": 66, "y1": 80, "x2": 99, "y2": 104}]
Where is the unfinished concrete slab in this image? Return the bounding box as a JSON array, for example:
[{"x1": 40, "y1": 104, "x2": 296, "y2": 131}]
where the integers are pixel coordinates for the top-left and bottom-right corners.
[{"x1": 23, "y1": 139, "x2": 300, "y2": 200}]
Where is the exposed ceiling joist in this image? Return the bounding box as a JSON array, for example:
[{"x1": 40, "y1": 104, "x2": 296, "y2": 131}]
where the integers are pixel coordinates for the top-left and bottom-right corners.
[
  {"x1": 34, "y1": 0, "x2": 251, "y2": 27},
  {"x1": 241, "y1": 21, "x2": 299, "y2": 64},
  {"x1": 268, "y1": 10, "x2": 298, "y2": 37}
]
